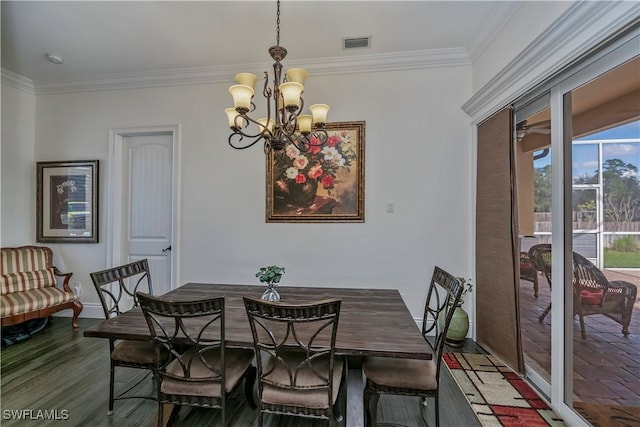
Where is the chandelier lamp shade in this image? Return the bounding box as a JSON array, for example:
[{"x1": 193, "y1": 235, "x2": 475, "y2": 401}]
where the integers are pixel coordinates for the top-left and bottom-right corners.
[{"x1": 225, "y1": 0, "x2": 330, "y2": 153}]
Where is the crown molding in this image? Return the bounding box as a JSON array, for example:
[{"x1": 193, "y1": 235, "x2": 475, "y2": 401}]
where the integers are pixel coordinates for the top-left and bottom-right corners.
[
  {"x1": 465, "y1": 1, "x2": 523, "y2": 63},
  {"x1": 462, "y1": 1, "x2": 640, "y2": 121},
  {"x1": 24, "y1": 48, "x2": 470, "y2": 95},
  {"x1": 1, "y1": 68, "x2": 35, "y2": 94}
]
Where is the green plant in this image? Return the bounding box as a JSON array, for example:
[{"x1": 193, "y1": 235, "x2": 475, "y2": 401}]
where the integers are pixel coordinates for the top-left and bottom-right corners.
[
  {"x1": 610, "y1": 235, "x2": 639, "y2": 253},
  {"x1": 256, "y1": 265, "x2": 285, "y2": 286}
]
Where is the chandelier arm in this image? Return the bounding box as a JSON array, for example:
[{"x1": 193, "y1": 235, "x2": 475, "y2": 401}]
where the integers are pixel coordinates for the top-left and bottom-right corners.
[
  {"x1": 280, "y1": 113, "x2": 296, "y2": 136},
  {"x1": 242, "y1": 114, "x2": 274, "y2": 140},
  {"x1": 307, "y1": 129, "x2": 329, "y2": 146},
  {"x1": 262, "y1": 72, "x2": 272, "y2": 99},
  {"x1": 228, "y1": 132, "x2": 267, "y2": 150},
  {"x1": 282, "y1": 131, "x2": 306, "y2": 152}
]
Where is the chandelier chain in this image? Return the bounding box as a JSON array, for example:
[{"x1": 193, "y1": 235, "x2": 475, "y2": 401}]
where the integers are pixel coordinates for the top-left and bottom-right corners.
[{"x1": 276, "y1": 0, "x2": 281, "y2": 46}]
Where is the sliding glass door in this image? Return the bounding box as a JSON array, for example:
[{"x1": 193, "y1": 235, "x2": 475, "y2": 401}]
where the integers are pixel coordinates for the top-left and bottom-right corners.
[
  {"x1": 565, "y1": 56, "x2": 639, "y2": 424},
  {"x1": 515, "y1": 35, "x2": 639, "y2": 426}
]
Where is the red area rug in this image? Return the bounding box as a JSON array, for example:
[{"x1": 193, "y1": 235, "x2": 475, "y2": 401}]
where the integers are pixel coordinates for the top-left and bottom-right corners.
[{"x1": 444, "y1": 353, "x2": 566, "y2": 426}]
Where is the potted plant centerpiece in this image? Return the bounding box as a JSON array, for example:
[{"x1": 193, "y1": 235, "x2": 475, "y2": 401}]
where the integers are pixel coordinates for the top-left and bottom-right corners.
[
  {"x1": 439, "y1": 277, "x2": 473, "y2": 347},
  {"x1": 256, "y1": 265, "x2": 285, "y2": 302}
]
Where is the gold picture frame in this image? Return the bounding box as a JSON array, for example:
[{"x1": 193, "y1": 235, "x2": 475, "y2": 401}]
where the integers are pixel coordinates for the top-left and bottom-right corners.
[
  {"x1": 37, "y1": 160, "x2": 99, "y2": 243},
  {"x1": 266, "y1": 121, "x2": 365, "y2": 223}
]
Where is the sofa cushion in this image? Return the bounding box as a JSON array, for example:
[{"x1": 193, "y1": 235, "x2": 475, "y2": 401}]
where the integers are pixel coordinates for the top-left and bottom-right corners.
[
  {"x1": 1, "y1": 247, "x2": 51, "y2": 274},
  {"x1": 0, "y1": 286, "x2": 77, "y2": 317},
  {"x1": 1, "y1": 268, "x2": 56, "y2": 295}
]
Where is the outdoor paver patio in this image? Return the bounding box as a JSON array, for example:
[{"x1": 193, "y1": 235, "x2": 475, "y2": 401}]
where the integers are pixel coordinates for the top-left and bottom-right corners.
[{"x1": 520, "y1": 269, "x2": 640, "y2": 409}]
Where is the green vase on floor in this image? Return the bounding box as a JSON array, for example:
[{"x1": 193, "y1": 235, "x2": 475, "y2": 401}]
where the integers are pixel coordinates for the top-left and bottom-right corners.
[{"x1": 438, "y1": 305, "x2": 469, "y2": 347}]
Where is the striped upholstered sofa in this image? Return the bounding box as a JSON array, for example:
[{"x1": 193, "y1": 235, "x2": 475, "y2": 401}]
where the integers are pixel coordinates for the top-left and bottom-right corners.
[{"x1": 0, "y1": 246, "x2": 83, "y2": 329}]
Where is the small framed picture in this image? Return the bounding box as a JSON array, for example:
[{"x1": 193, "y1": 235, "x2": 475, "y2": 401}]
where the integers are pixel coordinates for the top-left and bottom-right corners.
[
  {"x1": 266, "y1": 121, "x2": 365, "y2": 223},
  {"x1": 37, "y1": 160, "x2": 99, "y2": 243}
]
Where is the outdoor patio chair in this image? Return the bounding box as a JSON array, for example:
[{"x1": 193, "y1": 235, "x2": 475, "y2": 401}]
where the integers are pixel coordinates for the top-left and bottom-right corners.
[
  {"x1": 528, "y1": 244, "x2": 553, "y2": 322},
  {"x1": 520, "y1": 251, "x2": 540, "y2": 297},
  {"x1": 528, "y1": 244, "x2": 637, "y2": 339},
  {"x1": 572, "y1": 251, "x2": 637, "y2": 339}
]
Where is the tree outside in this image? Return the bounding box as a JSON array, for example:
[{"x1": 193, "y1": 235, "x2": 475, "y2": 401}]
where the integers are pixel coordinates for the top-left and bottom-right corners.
[{"x1": 532, "y1": 138, "x2": 640, "y2": 268}]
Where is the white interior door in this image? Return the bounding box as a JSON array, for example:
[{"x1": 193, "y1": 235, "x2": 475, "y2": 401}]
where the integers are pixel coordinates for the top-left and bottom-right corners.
[{"x1": 122, "y1": 133, "x2": 173, "y2": 296}]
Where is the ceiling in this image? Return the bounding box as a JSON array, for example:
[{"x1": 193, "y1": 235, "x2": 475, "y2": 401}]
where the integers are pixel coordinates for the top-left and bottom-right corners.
[{"x1": 1, "y1": 1, "x2": 514, "y2": 84}]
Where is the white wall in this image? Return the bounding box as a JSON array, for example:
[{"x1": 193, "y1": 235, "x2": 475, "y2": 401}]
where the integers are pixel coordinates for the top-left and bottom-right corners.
[
  {"x1": 1, "y1": 84, "x2": 36, "y2": 246},
  {"x1": 27, "y1": 65, "x2": 473, "y2": 319}
]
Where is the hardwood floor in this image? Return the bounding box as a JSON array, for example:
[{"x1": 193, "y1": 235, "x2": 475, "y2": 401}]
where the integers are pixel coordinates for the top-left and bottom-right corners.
[{"x1": 1, "y1": 318, "x2": 481, "y2": 427}]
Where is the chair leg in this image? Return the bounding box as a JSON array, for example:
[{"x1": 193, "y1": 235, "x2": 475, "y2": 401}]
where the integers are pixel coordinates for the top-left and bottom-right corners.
[
  {"x1": 333, "y1": 403, "x2": 344, "y2": 424},
  {"x1": 363, "y1": 381, "x2": 374, "y2": 427},
  {"x1": 363, "y1": 380, "x2": 380, "y2": 427},
  {"x1": 533, "y1": 274, "x2": 539, "y2": 298},
  {"x1": 369, "y1": 393, "x2": 380, "y2": 427},
  {"x1": 539, "y1": 303, "x2": 551, "y2": 323},
  {"x1": 166, "y1": 405, "x2": 180, "y2": 426},
  {"x1": 108, "y1": 362, "x2": 115, "y2": 415},
  {"x1": 71, "y1": 300, "x2": 82, "y2": 329},
  {"x1": 258, "y1": 412, "x2": 263, "y2": 427},
  {"x1": 245, "y1": 366, "x2": 257, "y2": 409},
  {"x1": 158, "y1": 403, "x2": 163, "y2": 427},
  {"x1": 579, "y1": 314, "x2": 587, "y2": 339},
  {"x1": 435, "y1": 392, "x2": 440, "y2": 427}
]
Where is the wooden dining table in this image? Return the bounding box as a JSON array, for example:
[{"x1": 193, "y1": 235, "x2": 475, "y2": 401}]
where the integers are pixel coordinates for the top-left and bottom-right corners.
[{"x1": 84, "y1": 283, "x2": 432, "y2": 426}]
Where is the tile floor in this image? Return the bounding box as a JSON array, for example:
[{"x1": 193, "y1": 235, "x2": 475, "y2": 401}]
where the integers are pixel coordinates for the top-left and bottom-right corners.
[{"x1": 519, "y1": 269, "x2": 640, "y2": 408}]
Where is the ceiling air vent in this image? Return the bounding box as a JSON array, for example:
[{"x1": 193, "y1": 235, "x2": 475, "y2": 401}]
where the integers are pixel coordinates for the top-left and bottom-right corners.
[{"x1": 343, "y1": 36, "x2": 370, "y2": 50}]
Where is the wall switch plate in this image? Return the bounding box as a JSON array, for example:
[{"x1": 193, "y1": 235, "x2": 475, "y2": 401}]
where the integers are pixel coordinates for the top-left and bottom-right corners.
[{"x1": 386, "y1": 201, "x2": 395, "y2": 213}]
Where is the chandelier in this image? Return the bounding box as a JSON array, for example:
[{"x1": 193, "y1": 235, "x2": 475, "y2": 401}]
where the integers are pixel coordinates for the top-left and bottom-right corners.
[{"x1": 225, "y1": 0, "x2": 330, "y2": 154}]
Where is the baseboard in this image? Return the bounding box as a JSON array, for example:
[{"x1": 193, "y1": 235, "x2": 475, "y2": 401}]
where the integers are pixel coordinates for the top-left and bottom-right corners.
[{"x1": 52, "y1": 302, "x2": 104, "y2": 319}]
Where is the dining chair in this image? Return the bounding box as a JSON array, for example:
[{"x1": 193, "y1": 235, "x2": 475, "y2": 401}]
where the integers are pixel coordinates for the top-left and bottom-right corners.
[
  {"x1": 362, "y1": 266, "x2": 463, "y2": 427},
  {"x1": 90, "y1": 259, "x2": 166, "y2": 415},
  {"x1": 243, "y1": 296, "x2": 344, "y2": 427},
  {"x1": 137, "y1": 292, "x2": 256, "y2": 427}
]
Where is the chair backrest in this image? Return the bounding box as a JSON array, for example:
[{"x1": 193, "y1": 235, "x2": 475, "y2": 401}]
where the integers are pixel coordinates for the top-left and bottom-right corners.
[
  {"x1": 572, "y1": 251, "x2": 609, "y2": 294},
  {"x1": 243, "y1": 297, "x2": 341, "y2": 405},
  {"x1": 137, "y1": 292, "x2": 226, "y2": 391},
  {"x1": 90, "y1": 259, "x2": 153, "y2": 319},
  {"x1": 528, "y1": 244, "x2": 552, "y2": 285},
  {"x1": 421, "y1": 266, "x2": 464, "y2": 364}
]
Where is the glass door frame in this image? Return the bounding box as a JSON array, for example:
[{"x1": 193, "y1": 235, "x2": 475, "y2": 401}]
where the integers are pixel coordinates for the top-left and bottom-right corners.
[{"x1": 548, "y1": 36, "x2": 638, "y2": 426}]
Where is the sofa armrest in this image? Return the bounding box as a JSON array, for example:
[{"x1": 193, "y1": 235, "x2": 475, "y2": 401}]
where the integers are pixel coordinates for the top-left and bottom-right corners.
[{"x1": 53, "y1": 267, "x2": 73, "y2": 293}]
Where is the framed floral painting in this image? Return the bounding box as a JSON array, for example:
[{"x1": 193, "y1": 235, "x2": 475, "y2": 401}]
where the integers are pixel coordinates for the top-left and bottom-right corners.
[
  {"x1": 266, "y1": 121, "x2": 365, "y2": 222},
  {"x1": 37, "y1": 160, "x2": 99, "y2": 243}
]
